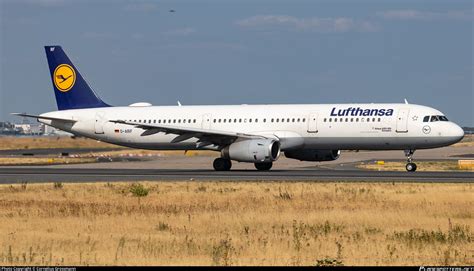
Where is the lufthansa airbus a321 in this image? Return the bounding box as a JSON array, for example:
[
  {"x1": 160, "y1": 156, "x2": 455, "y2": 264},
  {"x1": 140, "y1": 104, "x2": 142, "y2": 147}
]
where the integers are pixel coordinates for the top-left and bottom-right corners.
[{"x1": 14, "y1": 46, "x2": 465, "y2": 172}]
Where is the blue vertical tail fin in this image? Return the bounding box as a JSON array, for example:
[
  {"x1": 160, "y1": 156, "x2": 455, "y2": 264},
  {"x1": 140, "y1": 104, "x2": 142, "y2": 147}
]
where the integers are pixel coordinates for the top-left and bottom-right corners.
[{"x1": 45, "y1": 46, "x2": 110, "y2": 110}]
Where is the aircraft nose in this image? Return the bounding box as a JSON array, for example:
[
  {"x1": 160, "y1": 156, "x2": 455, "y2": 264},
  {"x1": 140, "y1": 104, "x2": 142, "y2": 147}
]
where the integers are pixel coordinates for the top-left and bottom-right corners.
[{"x1": 450, "y1": 123, "x2": 464, "y2": 143}]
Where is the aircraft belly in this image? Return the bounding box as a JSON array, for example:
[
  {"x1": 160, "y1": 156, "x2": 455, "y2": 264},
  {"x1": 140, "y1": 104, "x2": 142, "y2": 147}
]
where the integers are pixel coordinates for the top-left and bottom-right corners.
[{"x1": 303, "y1": 136, "x2": 451, "y2": 150}]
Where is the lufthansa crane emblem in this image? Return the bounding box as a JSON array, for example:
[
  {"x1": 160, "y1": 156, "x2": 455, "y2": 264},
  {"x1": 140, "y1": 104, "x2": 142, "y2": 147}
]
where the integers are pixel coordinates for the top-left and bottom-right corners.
[
  {"x1": 422, "y1": 125, "x2": 431, "y2": 134},
  {"x1": 53, "y1": 64, "x2": 76, "y2": 92}
]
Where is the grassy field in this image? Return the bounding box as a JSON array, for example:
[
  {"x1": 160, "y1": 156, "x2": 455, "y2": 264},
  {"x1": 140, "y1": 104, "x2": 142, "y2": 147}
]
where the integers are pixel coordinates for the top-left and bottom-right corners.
[
  {"x1": 358, "y1": 161, "x2": 473, "y2": 172},
  {"x1": 0, "y1": 136, "x2": 119, "y2": 150},
  {"x1": 0, "y1": 157, "x2": 97, "y2": 166},
  {"x1": 453, "y1": 134, "x2": 474, "y2": 147},
  {"x1": 0, "y1": 181, "x2": 472, "y2": 266}
]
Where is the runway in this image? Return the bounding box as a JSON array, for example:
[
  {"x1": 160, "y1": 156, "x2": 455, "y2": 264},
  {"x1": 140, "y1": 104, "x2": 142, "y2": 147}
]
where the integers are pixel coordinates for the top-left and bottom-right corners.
[{"x1": 0, "y1": 167, "x2": 472, "y2": 183}]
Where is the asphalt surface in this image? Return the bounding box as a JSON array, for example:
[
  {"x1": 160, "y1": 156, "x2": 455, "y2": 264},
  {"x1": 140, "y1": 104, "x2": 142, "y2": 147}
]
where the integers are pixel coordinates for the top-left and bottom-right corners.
[{"x1": 0, "y1": 167, "x2": 472, "y2": 183}]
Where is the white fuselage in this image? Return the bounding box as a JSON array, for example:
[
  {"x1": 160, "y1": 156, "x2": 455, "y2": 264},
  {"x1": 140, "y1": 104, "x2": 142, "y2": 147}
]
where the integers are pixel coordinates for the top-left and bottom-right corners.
[{"x1": 39, "y1": 103, "x2": 464, "y2": 152}]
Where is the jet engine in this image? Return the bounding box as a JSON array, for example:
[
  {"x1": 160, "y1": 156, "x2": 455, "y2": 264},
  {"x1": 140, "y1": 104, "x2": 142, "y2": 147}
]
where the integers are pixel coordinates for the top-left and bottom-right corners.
[
  {"x1": 285, "y1": 149, "x2": 340, "y2": 162},
  {"x1": 222, "y1": 139, "x2": 280, "y2": 162}
]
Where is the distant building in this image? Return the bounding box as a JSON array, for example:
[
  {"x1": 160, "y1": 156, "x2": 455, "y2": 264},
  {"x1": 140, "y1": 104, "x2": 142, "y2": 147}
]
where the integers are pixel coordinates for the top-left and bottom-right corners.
[
  {"x1": 43, "y1": 125, "x2": 73, "y2": 136},
  {"x1": 462, "y1": 127, "x2": 474, "y2": 135},
  {"x1": 14, "y1": 123, "x2": 45, "y2": 135},
  {"x1": 0, "y1": 121, "x2": 21, "y2": 135}
]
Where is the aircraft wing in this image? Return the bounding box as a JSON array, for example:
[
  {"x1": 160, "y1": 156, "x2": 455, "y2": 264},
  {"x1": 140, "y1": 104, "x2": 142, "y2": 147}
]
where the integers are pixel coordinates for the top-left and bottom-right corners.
[
  {"x1": 11, "y1": 113, "x2": 77, "y2": 123},
  {"x1": 109, "y1": 119, "x2": 267, "y2": 148}
]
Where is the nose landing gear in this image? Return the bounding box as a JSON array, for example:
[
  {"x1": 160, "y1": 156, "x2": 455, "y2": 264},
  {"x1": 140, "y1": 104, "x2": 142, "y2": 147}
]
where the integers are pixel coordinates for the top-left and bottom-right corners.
[{"x1": 404, "y1": 149, "x2": 417, "y2": 172}]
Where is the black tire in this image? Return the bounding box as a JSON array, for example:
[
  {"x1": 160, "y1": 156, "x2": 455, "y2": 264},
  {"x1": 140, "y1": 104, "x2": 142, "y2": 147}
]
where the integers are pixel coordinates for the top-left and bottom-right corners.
[
  {"x1": 406, "y1": 162, "x2": 417, "y2": 172},
  {"x1": 213, "y1": 158, "x2": 232, "y2": 171},
  {"x1": 254, "y1": 162, "x2": 273, "y2": 171}
]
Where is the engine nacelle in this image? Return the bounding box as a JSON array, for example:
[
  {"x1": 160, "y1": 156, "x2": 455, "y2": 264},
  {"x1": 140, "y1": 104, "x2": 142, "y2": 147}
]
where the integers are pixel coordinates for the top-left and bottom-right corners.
[
  {"x1": 222, "y1": 139, "x2": 280, "y2": 163},
  {"x1": 285, "y1": 149, "x2": 340, "y2": 162}
]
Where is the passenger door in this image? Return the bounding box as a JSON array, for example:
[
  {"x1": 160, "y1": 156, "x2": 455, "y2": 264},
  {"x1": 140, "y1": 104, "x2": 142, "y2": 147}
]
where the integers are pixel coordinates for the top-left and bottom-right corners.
[
  {"x1": 396, "y1": 108, "x2": 409, "y2": 133},
  {"x1": 94, "y1": 112, "x2": 106, "y2": 134},
  {"x1": 201, "y1": 113, "x2": 212, "y2": 130},
  {"x1": 307, "y1": 112, "x2": 318, "y2": 133}
]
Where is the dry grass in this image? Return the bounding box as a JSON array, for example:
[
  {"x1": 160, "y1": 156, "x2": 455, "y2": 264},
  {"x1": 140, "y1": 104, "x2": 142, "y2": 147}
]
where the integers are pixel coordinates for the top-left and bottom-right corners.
[
  {"x1": 0, "y1": 136, "x2": 217, "y2": 157},
  {"x1": 454, "y1": 134, "x2": 474, "y2": 147},
  {"x1": 0, "y1": 157, "x2": 97, "y2": 166},
  {"x1": 358, "y1": 161, "x2": 474, "y2": 172},
  {"x1": 0, "y1": 181, "x2": 472, "y2": 266},
  {"x1": 0, "y1": 136, "x2": 120, "y2": 150},
  {"x1": 85, "y1": 149, "x2": 218, "y2": 157}
]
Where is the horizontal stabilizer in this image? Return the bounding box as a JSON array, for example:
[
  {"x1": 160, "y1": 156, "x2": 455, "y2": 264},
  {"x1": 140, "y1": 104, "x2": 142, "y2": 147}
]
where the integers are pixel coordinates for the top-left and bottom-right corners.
[{"x1": 11, "y1": 113, "x2": 77, "y2": 123}]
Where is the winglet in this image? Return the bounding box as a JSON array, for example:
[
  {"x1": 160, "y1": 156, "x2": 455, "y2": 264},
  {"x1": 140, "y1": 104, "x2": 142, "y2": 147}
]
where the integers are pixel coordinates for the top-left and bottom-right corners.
[{"x1": 404, "y1": 98, "x2": 409, "y2": 104}]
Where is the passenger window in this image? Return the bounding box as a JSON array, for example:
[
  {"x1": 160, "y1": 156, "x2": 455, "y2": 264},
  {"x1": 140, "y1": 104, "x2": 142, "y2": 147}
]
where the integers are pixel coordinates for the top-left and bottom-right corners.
[
  {"x1": 223, "y1": 119, "x2": 226, "y2": 123},
  {"x1": 255, "y1": 119, "x2": 258, "y2": 123},
  {"x1": 324, "y1": 118, "x2": 327, "y2": 122},
  {"x1": 193, "y1": 119, "x2": 196, "y2": 123},
  {"x1": 276, "y1": 119, "x2": 279, "y2": 123},
  {"x1": 249, "y1": 119, "x2": 252, "y2": 123},
  {"x1": 350, "y1": 118, "x2": 353, "y2": 122},
  {"x1": 356, "y1": 118, "x2": 359, "y2": 122},
  {"x1": 297, "y1": 118, "x2": 300, "y2": 122},
  {"x1": 329, "y1": 118, "x2": 332, "y2": 122},
  {"x1": 292, "y1": 118, "x2": 295, "y2": 122},
  {"x1": 372, "y1": 118, "x2": 375, "y2": 122},
  {"x1": 183, "y1": 119, "x2": 186, "y2": 123},
  {"x1": 367, "y1": 118, "x2": 370, "y2": 122},
  {"x1": 271, "y1": 119, "x2": 274, "y2": 123},
  {"x1": 345, "y1": 118, "x2": 348, "y2": 122},
  {"x1": 378, "y1": 118, "x2": 381, "y2": 122},
  {"x1": 335, "y1": 118, "x2": 337, "y2": 122},
  {"x1": 263, "y1": 119, "x2": 266, "y2": 123},
  {"x1": 239, "y1": 119, "x2": 242, "y2": 123},
  {"x1": 234, "y1": 119, "x2": 237, "y2": 123},
  {"x1": 302, "y1": 118, "x2": 306, "y2": 122},
  {"x1": 281, "y1": 119, "x2": 284, "y2": 123}
]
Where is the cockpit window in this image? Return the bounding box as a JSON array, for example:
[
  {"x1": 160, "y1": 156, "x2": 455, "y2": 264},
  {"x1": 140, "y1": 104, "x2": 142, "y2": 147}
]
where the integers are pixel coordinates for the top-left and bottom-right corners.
[{"x1": 427, "y1": 115, "x2": 449, "y2": 122}]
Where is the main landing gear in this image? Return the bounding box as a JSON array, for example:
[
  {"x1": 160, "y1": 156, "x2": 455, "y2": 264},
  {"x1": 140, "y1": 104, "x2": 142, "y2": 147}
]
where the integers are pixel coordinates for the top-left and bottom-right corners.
[
  {"x1": 213, "y1": 158, "x2": 274, "y2": 171},
  {"x1": 213, "y1": 158, "x2": 232, "y2": 171},
  {"x1": 404, "y1": 149, "x2": 417, "y2": 172},
  {"x1": 254, "y1": 162, "x2": 273, "y2": 171}
]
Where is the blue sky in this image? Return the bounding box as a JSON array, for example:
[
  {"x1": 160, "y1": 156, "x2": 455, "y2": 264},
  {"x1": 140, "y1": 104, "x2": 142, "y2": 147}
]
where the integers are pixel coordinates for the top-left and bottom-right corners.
[{"x1": 1, "y1": 0, "x2": 472, "y2": 125}]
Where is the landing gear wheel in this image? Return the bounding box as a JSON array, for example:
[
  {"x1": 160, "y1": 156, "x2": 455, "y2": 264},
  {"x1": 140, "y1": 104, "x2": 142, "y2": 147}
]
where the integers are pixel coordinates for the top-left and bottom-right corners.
[
  {"x1": 254, "y1": 162, "x2": 273, "y2": 171},
  {"x1": 404, "y1": 149, "x2": 417, "y2": 172},
  {"x1": 406, "y1": 162, "x2": 417, "y2": 172},
  {"x1": 213, "y1": 158, "x2": 232, "y2": 171}
]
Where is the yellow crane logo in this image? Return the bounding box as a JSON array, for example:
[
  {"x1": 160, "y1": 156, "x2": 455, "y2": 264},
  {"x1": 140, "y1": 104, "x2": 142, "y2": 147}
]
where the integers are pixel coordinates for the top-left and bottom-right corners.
[{"x1": 53, "y1": 64, "x2": 76, "y2": 92}]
